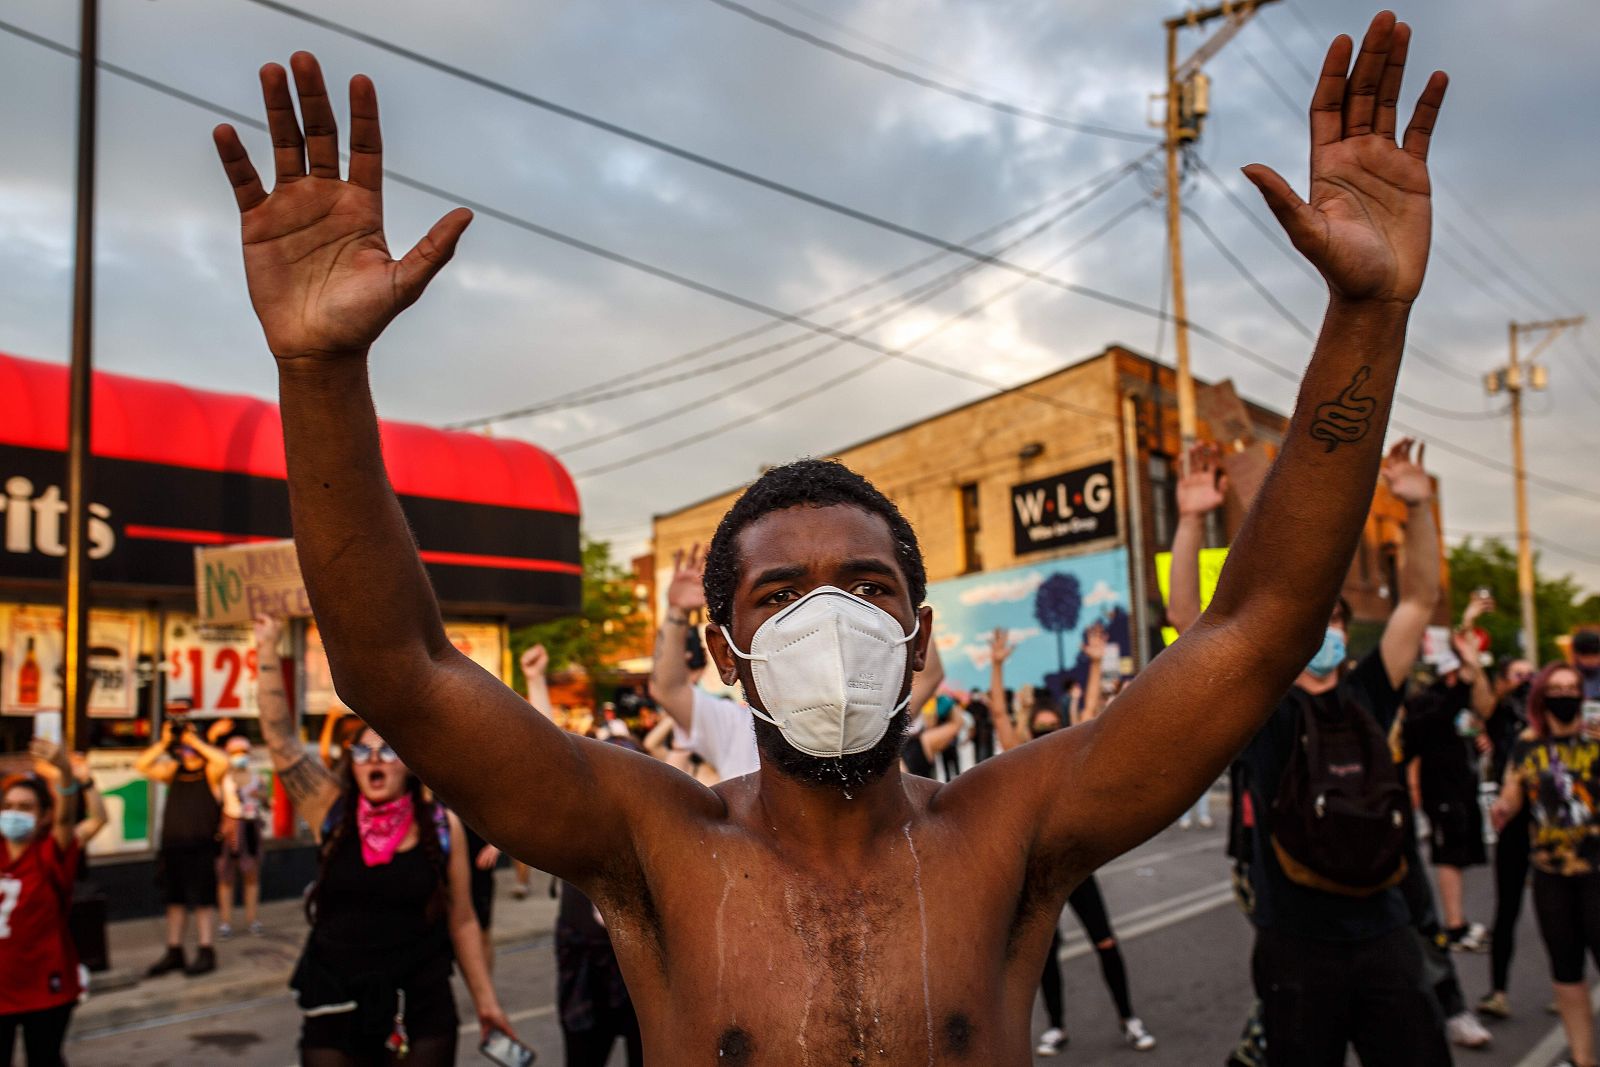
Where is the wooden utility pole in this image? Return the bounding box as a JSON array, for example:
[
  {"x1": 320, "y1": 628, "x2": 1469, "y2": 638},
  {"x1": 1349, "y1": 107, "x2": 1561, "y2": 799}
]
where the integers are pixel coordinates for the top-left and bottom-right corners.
[
  {"x1": 1485, "y1": 315, "x2": 1585, "y2": 658},
  {"x1": 1161, "y1": 0, "x2": 1279, "y2": 450},
  {"x1": 63, "y1": 0, "x2": 99, "y2": 750}
]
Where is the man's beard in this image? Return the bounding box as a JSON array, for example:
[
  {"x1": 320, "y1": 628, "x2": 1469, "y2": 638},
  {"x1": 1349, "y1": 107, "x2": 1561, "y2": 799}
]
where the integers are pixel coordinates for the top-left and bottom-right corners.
[{"x1": 753, "y1": 709, "x2": 909, "y2": 793}]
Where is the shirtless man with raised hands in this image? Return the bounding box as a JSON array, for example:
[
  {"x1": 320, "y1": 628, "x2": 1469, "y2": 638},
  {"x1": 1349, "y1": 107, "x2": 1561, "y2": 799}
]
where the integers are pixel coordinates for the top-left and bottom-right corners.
[{"x1": 211, "y1": 13, "x2": 1445, "y2": 1062}]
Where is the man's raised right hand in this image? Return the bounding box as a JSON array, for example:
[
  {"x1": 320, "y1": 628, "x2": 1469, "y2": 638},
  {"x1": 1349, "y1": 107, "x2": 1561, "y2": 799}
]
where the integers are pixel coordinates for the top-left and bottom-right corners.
[{"x1": 212, "y1": 52, "x2": 472, "y2": 364}]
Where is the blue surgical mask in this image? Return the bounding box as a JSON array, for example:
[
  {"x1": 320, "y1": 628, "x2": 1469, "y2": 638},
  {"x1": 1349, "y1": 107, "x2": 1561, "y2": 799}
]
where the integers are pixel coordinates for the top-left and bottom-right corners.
[
  {"x1": 1305, "y1": 628, "x2": 1347, "y2": 679},
  {"x1": 0, "y1": 810, "x2": 37, "y2": 842},
  {"x1": 230, "y1": 754, "x2": 250, "y2": 770}
]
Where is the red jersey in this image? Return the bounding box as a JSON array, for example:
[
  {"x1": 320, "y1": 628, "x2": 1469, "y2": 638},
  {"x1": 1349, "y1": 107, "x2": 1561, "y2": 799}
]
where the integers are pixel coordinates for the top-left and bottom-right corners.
[{"x1": 0, "y1": 834, "x2": 81, "y2": 1014}]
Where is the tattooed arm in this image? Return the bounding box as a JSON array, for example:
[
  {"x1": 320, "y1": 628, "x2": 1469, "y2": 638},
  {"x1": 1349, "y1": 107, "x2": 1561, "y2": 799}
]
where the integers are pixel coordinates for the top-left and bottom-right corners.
[
  {"x1": 952, "y1": 14, "x2": 1452, "y2": 873},
  {"x1": 253, "y1": 613, "x2": 339, "y2": 835}
]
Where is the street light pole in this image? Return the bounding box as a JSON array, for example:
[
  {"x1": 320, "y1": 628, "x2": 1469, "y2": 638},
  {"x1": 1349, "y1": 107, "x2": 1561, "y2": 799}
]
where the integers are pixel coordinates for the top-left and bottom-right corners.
[{"x1": 63, "y1": 0, "x2": 99, "y2": 750}]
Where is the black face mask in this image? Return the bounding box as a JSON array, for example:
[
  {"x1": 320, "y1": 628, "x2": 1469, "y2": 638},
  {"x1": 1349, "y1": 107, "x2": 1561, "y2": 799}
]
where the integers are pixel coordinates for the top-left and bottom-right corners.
[
  {"x1": 1546, "y1": 695, "x2": 1583, "y2": 725},
  {"x1": 1031, "y1": 723, "x2": 1059, "y2": 737},
  {"x1": 1512, "y1": 680, "x2": 1532, "y2": 698}
]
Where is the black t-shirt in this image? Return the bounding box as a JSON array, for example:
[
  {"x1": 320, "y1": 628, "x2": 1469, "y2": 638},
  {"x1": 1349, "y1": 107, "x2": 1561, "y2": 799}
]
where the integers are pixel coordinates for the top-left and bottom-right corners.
[
  {"x1": 902, "y1": 731, "x2": 936, "y2": 778},
  {"x1": 1486, "y1": 690, "x2": 1529, "y2": 785},
  {"x1": 1400, "y1": 681, "x2": 1480, "y2": 808},
  {"x1": 1235, "y1": 649, "x2": 1410, "y2": 942}
]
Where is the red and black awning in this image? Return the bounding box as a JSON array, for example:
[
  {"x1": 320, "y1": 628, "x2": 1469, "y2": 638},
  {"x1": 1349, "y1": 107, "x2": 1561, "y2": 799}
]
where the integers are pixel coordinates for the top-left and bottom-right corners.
[{"x1": 0, "y1": 352, "x2": 580, "y2": 621}]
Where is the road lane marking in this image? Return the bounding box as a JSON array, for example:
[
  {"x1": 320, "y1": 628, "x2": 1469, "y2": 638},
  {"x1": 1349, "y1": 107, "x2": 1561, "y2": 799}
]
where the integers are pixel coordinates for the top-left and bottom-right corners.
[
  {"x1": 80, "y1": 878, "x2": 1240, "y2": 1049},
  {"x1": 1060, "y1": 886, "x2": 1237, "y2": 962},
  {"x1": 1511, "y1": 980, "x2": 1600, "y2": 1067}
]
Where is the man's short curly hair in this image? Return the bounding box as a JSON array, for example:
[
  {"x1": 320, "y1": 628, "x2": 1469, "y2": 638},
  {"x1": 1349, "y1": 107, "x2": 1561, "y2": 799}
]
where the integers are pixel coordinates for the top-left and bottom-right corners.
[{"x1": 702, "y1": 459, "x2": 926, "y2": 629}]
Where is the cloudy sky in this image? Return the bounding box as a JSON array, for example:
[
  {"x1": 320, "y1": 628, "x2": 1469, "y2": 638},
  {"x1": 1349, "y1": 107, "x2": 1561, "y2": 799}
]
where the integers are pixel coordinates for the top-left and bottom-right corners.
[{"x1": 2, "y1": 0, "x2": 1596, "y2": 590}]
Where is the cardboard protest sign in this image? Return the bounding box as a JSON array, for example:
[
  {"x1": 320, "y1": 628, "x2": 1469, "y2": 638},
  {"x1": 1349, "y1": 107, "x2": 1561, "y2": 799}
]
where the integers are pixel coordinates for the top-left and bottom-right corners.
[{"x1": 194, "y1": 540, "x2": 310, "y2": 625}]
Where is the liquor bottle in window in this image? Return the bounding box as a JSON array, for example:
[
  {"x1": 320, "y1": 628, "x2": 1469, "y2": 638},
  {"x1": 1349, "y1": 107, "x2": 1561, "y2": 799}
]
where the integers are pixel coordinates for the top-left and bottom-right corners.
[{"x1": 18, "y1": 636, "x2": 40, "y2": 706}]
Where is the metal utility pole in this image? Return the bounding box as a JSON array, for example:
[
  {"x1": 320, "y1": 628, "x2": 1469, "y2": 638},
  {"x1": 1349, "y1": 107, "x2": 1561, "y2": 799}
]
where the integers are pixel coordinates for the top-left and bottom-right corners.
[
  {"x1": 1160, "y1": 0, "x2": 1280, "y2": 449},
  {"x1": 63, "y1": 0, "x2": 99, "y2": 750},
  {"x1": 1484, "y1": 315, "x2": 1586, "y2": 659}
]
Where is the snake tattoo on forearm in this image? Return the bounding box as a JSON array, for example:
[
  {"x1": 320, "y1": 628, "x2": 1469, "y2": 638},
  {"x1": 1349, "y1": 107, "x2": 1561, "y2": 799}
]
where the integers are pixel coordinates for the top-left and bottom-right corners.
[{"x1": 1309, "y1": 366, "x2": 1377, "y2": 452}]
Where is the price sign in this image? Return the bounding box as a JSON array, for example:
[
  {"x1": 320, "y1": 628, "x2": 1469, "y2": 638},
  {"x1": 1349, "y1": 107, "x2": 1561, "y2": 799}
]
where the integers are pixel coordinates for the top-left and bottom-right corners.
[{"x1": 163, "y1": 615, "x2": 259, "y2": 717}]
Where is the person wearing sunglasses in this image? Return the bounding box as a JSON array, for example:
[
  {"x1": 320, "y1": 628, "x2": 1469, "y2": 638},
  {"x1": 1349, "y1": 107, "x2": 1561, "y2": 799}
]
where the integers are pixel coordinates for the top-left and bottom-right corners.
[{"x1": 252, "y1": 614, "x2": 516, "y2": 1066}]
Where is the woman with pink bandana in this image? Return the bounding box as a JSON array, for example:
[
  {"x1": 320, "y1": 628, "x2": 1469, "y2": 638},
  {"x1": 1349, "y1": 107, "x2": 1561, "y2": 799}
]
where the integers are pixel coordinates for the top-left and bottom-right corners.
[{"x1": 252, "y1": 615, "x2": 515, "y2": 1066}]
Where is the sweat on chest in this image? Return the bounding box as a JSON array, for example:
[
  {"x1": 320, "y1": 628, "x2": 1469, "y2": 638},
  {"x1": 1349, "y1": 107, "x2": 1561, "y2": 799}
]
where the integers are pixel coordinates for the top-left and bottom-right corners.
[{"x1": 623, "y1": 844, "x2": 1005, "y2": 1064}]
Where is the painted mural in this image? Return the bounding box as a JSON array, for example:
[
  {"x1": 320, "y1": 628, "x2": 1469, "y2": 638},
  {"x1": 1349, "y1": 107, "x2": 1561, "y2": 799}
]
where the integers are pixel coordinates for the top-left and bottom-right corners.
[{"x1": 924, "y1": 547, "x2": 1131, "y2": 700}]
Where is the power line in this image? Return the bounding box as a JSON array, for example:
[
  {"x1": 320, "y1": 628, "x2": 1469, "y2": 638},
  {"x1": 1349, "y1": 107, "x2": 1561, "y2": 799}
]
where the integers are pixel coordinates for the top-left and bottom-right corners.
[
  {"x1": 234, "y1": 1, "x2": 1264, "y2": 363},
  {"x1": 455, "y1": 151, "x2": 1154, "y2": 427},
  {"x1": 1182, "y1": 205, "x2": 1506, "y2": 422},
  {"x1": 1434, "y1": 216, "x2": 1558, "y2": 317},
  {"x1": 1284, "y1": 2, "x2": 1325, "y2": 44},
  {"x1": 1389, "y1": 421, "x2": 1600, "y2": 506},
  {"x1": 0, "y1": 18, "x2": 1212, "y2": 419},
  {"x1": 556, "y1": 192, "x2": 1149, "y2": 456},
  {"x1": 1254, "y1": 13, "x2": 1317, "y2": 83},
  {"x1": 1236, "y1": 43, "x2": 1303, "y2": 117},
  {"x1": 1434, "y1": 177, "x2": 1585, "y2": 313},
  {"x1": 763, "y1": 0, "x2": 994, "y2": 87},
  {"x1": 13, "y1": 16, "x2": 1599, "y2": 513},
  {"x1": 1250, "y1": 8, "x2": 1581, "y2": 319},
  {"x1": 699, "y1": 0, "x2": 1158, "y2": 143},
  {"x1": 575, "y1": 199, "x2": 1156, "y2": 479},
  {"x1": 236, "y1": 0, "x2": 1570, "y2": 428}
]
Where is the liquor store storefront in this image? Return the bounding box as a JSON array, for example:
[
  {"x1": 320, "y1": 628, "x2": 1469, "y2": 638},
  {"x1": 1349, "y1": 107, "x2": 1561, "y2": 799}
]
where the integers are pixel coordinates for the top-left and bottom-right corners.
[{"x1": 0, "y1": 352, "x2": 580, "y2": 914}]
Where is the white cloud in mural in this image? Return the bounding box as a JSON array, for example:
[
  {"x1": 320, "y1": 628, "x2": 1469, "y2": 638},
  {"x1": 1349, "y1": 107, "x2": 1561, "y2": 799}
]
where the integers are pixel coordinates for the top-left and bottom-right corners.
[
  {"x1": 957, "y1": 571, "x2": 1044, "y2": 607},
  {"x1": 1083, "y1": 580, "x2": 1122, "y2": 607},
  {"x1": 959, "y1": 626, "x2": 1041, "y2": 670},
  {"x1": 936, "y1": 631, "x2": 964, "y2": 652}
]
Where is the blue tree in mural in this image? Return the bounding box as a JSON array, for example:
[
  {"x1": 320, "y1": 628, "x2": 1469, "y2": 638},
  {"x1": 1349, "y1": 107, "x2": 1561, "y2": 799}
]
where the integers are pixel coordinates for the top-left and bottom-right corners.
[{"x1": 1034, "y1": 572, "x2": 1082, "y2": 673}]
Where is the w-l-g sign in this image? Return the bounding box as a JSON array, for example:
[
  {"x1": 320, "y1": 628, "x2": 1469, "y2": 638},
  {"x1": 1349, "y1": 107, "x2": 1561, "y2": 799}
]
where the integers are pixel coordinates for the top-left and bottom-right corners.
[{"x1": 1010, "y1": 461, "x2": 1118, "y2": 556}]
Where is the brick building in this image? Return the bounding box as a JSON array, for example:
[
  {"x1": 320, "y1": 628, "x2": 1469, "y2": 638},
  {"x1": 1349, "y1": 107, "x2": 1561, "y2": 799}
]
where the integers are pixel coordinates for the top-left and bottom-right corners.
[{"x1": 651, "y1": 345, "x2": 1441, "y2": 696}]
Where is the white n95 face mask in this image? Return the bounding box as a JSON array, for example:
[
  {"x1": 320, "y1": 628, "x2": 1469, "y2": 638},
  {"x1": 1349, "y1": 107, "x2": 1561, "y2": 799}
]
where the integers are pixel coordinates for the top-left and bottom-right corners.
[{"x1": 720, "y1": 585, "x2": 920, "y2": 758}]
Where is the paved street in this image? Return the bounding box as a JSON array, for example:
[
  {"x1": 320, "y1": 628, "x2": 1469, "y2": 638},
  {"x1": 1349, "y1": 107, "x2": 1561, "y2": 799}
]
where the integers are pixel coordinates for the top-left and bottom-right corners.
[{"x1": 62, "y1": 819, "x2": 1598, "y2": 1066}]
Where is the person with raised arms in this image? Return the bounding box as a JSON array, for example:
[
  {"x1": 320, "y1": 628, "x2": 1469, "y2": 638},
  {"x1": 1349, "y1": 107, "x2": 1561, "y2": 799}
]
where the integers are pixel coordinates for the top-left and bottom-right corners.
[{"x1": 211, "y1": 14, "x2": 1446, "y2": 1061}]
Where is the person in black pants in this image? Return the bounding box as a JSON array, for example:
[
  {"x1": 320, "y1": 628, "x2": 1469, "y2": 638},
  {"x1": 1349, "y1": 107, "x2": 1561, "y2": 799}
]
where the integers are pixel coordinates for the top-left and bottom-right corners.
[
  {"x1": 252, "y1": 614, "x2": 514, "y2": 1066},
  {"x1": 555, "y1": 876, "x2": 642, "y2": 1067},
  {"x1": 134, "y1": 718, "x2": 230, "y2": 977},
  {"x1": 1493, "y1": 662, "x2": 1600, "y2": 1067},
  {"x1": 1479, "y1": 657, "x2": 1535, "y2": 1019},
  {"x1": 1169, "y1": 439, "x2": 1451, "y2": 1067},
  {"x1": 986, "y1": 636, "x2": 1156, "y2": 1054},
  {"x1": 967, "y1": 695, "x2": 996, "y2": 764}
]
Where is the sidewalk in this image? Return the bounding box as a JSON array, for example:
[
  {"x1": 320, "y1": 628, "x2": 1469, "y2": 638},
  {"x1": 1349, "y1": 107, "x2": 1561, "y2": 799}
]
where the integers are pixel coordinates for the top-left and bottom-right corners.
[{"x1": 70, "y1": 867, "x2": 560, "y2": 1038}]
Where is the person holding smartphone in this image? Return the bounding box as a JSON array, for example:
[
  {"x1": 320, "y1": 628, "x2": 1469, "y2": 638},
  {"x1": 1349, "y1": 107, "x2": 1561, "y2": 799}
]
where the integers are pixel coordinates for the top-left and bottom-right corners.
[
  {"x1": 252, "y1": 615, "x2": 515, "y2": 1066},
  {"x1": 134, "y1": 714, "x2": 230, "y2": 976}
]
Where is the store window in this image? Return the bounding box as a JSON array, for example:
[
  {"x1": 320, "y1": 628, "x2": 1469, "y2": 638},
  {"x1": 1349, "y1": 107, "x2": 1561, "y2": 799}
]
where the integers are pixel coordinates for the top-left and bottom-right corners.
[
  {"x1": 958, "y1": 482, "x2": 982, "y2": 574},
  {"x1": 1148, "y1": 454, "x2": 1176, "y2": 549}
]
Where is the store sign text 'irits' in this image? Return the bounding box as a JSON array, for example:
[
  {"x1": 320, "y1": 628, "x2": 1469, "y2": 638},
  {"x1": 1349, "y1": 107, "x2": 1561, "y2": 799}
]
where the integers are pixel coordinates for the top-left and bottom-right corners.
[{"x1": 1, "y1": 477, "x2": 115, "y2": 560}]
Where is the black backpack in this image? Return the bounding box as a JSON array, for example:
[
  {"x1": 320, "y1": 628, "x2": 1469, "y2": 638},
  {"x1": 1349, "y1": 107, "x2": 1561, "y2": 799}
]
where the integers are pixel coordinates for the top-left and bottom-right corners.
[{"x1": 1269, "y1": 687, "x2": 1409, "y2": 898}]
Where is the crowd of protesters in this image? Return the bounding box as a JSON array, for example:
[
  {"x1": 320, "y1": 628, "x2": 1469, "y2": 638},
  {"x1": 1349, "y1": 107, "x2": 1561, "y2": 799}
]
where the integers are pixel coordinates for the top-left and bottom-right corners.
[
  {"x1": 9, "y1": 448, "x2": 1599, "y2": 1067},
  {"x1": 8, "y1": 460, "x2": 1597, "y2": 1067}
]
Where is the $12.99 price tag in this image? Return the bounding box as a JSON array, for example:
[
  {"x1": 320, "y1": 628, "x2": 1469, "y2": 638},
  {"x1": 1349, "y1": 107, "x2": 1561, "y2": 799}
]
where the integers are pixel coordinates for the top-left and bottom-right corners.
[{"x1": 164, "y1": 615, "x2": 258, "y2": 716}]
